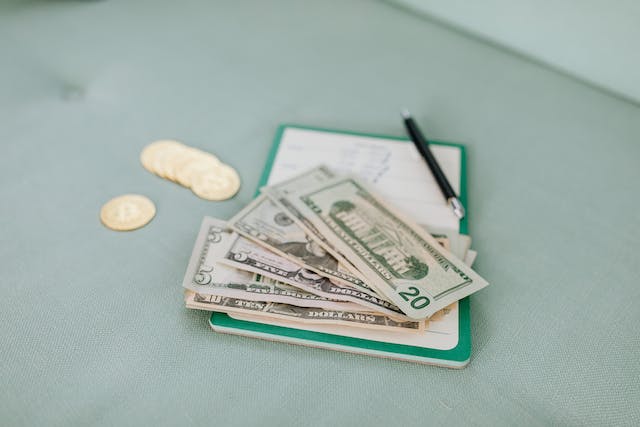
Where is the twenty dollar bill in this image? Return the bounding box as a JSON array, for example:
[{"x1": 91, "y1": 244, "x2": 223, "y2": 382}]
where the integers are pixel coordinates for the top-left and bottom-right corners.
[{"x1": 282, "y1": 176, "x2": 489, "y2": 320}]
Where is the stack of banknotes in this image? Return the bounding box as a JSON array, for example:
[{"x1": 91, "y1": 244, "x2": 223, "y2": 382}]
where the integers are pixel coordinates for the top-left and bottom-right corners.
[{"x1": 182, "y1": 166, "x2": 488, "y2": 333}]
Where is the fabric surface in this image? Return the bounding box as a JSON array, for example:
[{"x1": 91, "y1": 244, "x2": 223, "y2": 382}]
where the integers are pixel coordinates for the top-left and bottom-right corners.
[
  {"x1": 388, "y1": 0, "x2": 640, "y2": 104},
  {"x1": 1, "y1": 1, "x2": 639, "y2": 425}
]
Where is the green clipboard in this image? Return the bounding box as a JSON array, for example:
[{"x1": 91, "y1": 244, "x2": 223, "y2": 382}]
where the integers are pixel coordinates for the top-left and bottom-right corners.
[{"x1": 209, "y1": 124, "x2": 472, "y2": 368}]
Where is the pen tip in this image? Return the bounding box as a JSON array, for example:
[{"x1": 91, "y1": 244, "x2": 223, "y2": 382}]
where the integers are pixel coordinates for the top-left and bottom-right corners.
[{"x1": 400, "y1": 109, "x2": 411, "y2": 119}]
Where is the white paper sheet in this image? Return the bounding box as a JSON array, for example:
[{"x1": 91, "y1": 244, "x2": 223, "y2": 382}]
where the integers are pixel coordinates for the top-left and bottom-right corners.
[{"x1": 267, "y1": 127, "x2": 462, "y2": 232}]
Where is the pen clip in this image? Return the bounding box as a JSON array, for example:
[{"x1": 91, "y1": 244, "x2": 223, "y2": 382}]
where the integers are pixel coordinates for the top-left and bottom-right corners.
[{"x1": 448, "y1": 197, "x2": 466, "y2": 220}]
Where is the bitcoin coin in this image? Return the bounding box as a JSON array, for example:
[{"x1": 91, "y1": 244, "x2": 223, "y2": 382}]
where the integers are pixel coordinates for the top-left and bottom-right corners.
[
  {"x1": 149, "y1": 144, "x2": 188, "y2": 181},
  {"x1": 140, "y1": 140, "x2": 184, "y2": 176},
  {"x1": 190, "y1": 164, "x2": 240, "y2": 201},
  {"x1": 165, "y1": 147, "x2": 208, "y2": 185},
  {"x1": 175, "y1": 154, "x2": 221, "y2": 188},
  {"x1": 100, "y1": 194, "x2": 156, "y2": 231}
]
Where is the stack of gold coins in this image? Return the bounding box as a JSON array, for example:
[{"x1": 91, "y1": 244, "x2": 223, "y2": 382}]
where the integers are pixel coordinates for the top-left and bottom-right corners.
[{"x1": 140, "y1": 140, "x2": 240, "y2": 201}]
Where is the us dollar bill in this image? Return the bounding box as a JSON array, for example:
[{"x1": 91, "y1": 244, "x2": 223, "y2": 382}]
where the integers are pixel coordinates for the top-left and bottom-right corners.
[
  {"x1": 229, "y1": 193, "x2": 450, "y2": 300},
  {"x1": 464, "y1": 249, "x2": 477, "y2": 267},
  {"x1": 228, "y1": 194, "x2": 377, "y2": 293},
  {"x1": 182, "y1": 217, "x2": 362, "y2": 311},
  {"x1": 428, "y1": 226, "x2": 471, "y2": 260},
  {"x1": 262, "y1": 166, "x2": 368, "y2": 279},
  {"x1": 281, "y1": 175, "x2": 489, "y2": 320},
  {"x1": 217, "y1": 231, "x2": 411, "y2": 320},
  {"x1": 185, "y1": 290, "x2": 424, "y2": 332},
  {"x1": 192, "y1": 281, "x2": 367, "y2": 311},
  {"x1": 261, "y1": 166, "x2": 336, "y2": 247}
]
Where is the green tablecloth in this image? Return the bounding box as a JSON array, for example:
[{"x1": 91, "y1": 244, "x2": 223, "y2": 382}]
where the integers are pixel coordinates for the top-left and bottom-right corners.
[{"x1": 1, "y1": 1, "x2": 638, "y2": 425}]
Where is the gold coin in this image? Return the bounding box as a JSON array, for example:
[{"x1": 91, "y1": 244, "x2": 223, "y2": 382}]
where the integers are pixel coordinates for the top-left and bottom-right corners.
[
  {"x1": 140, "y1": 140, "x2": 184, "y2": 176},
  {"x1": 164, "y1": 146, "x2": 208, "y2": 184},
  {"x1": 190, "y1": 164, "x2": 240, "y2": 201},
  {"x1": 149, "y1": 143, "x2": 188, "y2": 181},
  {"x1": 175, "y1": 154, "x2": 221, "y2": 188},
  {"x1": 100, "y1": 194, "x2": 156, "y2": 231}
]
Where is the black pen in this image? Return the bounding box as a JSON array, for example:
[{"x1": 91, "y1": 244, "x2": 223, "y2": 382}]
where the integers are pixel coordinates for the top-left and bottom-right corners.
[{"x1": 401, "y1": 110, "x2": 466, "y2": 219}]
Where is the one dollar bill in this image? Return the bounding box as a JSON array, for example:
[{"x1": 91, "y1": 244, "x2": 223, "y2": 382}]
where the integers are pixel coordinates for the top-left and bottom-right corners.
[{"x1": 282, "y1": 176, "x2": 489, "y2": 320}]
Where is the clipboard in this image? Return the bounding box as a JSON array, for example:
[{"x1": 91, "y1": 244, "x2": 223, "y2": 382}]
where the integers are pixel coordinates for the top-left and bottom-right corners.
[{"x1": 209, "y1": 124, "x2": 472, "y2": 368}]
